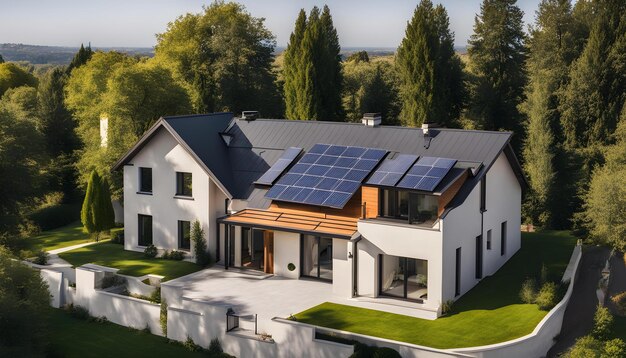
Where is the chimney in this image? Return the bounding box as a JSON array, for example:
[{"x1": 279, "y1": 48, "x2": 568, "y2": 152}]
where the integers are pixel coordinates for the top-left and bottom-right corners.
[
  {"x1": 422, "y1": 121, "x2": 438, "y2": 149},
  {"x1": 100, "y1": 115, "x2": 108, "y2": 148},
  {"x1": 362, "y1": 112, "x2": 381, "y2": 127},
  {"x1": 241, "y1": 111, "x2": 259, "y2": 121}
]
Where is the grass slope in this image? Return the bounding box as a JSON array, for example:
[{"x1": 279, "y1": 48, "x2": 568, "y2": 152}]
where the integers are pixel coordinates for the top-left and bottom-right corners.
[
  {"x1": 295, "y1": 230, "x2": 577, "y2": 349},
  {"x1": 46, "y1": 309, "x2": 213, "y2": 358},
  {"x1": 30, "y1": 221, "x2": 122, "y2": 252},
  {"x1": 59, "y1": 242, "x2": 200, "y2": 281}
]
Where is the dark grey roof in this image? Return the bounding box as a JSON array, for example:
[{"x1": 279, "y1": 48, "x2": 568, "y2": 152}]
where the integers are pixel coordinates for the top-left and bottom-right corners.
[
  {"x1": 225, "y1": 118, "x2": 526, "y2": 209},
  {"x1": 115, "y1": 114, "x2": 526, "y2": 212}
]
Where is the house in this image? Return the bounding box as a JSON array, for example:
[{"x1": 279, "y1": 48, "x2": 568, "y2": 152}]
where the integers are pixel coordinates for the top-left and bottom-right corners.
[{"x1": 113, "y1": 112, "x2": 526, "y2": 318}]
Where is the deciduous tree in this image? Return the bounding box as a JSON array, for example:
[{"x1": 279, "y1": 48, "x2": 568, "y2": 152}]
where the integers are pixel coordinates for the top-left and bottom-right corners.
[{"x1": 0, "y1": 63, "x2": 37, "y2": 97}]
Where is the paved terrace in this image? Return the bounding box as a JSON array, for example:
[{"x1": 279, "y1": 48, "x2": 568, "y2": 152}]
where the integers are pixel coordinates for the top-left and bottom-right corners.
[{"x1": 163, "y1": 267, "x2": 438, "y2": 332}]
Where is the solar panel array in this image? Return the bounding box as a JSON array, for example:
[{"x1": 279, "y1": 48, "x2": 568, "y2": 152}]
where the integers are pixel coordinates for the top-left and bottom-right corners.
[
  {"x1": 365, "y1": 153, "x2": 418, "y2": 187},
  {"x1": 396, "y1": 156, "x2": 457, "y2": 192},
  {"x1": 255, "y1": 147, "x2": 303, "y2": 185},
  {"x1": 265, "y1": 144, "x2": 387, "y2": 208}
]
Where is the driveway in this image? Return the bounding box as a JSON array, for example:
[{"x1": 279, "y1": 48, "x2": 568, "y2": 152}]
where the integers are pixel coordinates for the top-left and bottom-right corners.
[
  {"x1": 162, "y1": 267, "x2": 333, "y2": 330},
  {"x1": 548, "y1": 246, "x2": 610, "y2": 357}
]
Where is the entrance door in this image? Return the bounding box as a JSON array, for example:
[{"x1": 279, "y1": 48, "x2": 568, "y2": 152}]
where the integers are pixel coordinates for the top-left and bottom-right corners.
[
  {"x1": 301, "y1": 235, "x2": 333, "y2": 281},
  {"x1": 241, "y1": 228, "x2": 265, "y2": 271},
  {"x1": 263, "y1": 231, "x2": 274, "y2": 274}
]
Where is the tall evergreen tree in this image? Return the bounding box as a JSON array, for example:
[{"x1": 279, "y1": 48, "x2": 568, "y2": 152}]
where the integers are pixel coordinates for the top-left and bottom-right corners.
[
  {"x1": 559, "y1": 0, "x2": 626, "y2": 149},
  {"x1": 283, "y1": 6, "x2": 343, "y2": 121},
  {"x1": 81, "y1": 170, "x2": 100, "y2": 235},
  {"x1": 81, "y1": 171, "x2": 114, "y2": 239},
  {"x1": 67, "y1": 43, "x2": 93, "y2": 74},
  {"x1": 396, "y1": 0, "x2": 463, "y2": 127},
  {"x1": 522, "y1": 0, "x2": 584, "y2": 227},
  {"x1": 0, "y1": 54, "x2": 4, "y2": 63},
  {"x1": 466, "y1": 0, "x2": 527, "y2": 149}
]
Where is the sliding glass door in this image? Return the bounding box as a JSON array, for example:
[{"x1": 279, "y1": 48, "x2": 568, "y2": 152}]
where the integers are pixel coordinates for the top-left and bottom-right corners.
[
  {"x1": 379, "y1": 255, "x2": 428, "y2": 301},
  {"x1": 301, "y1": 235, "x2": 333, "y2": 281},
  {"x1": 241, "y1": 227, "x2": 264, "y2": 271}
]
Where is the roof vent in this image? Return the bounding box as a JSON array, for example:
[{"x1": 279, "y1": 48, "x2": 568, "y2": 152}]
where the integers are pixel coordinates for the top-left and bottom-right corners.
[
  {"x1": 241, "y1": 111, "x2": 259, "y2": 121},
  {"x1": 362, "y1": 113, "x2": 381, "y2": 127},
  {"x1": 422, "y1": 122, "x2": 438, "y2": 149}
]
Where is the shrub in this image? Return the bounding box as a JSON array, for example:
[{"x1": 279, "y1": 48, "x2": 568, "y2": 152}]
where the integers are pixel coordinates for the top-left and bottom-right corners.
[
  {"x1": 373, "y1": 347, "x2": 402, "y2": 358},
  {"x1": 161, "y1": 250, "x2": 170, "y2": 259},
  {"x1": 350, "y1": 343, "x2": 401, "y2": 358},
  {"x1": 208, "y1": 338, "x2": 223, "y2": 354},
  {"x1": 142, "y1": 325, "x2": 151, "y2": 334},
  {"x1": 160, "y1": 299, "x2": 168, "y2": 336},
  {"x1": 604, "y1": 338, "x2": 626, "y2": 357},
  {"x1": 520, "y1": 278, "x2": 537, "y2": 304},
  {"x1": 441, "y1": 300, "x2": 454, "y2": 315},
  {"x1": 191, "y1": 220, "x2": 210, "y2": 266},
  {"x1": 150, "y1": 288, "x2": 162, "y2": 304},
  {"x1": 287, "y1": 263, "x2": 296, "y2": 271},
  {"x1": 563, "y1": 335, "x2": 602, "y2": 357},
  {"x1": 592, "y1": 305, "x2": 613, "y2": 340},
  {"x1": 611, "y1": 291, "x2": 626, "y2": 315},
  {"x1": 33, "y1": 250, "x2": 49, "y2": 265},
  {"x1": 29, "y1": 203, "x2": 80, "y2": 231},
  {"x1": 536, "y1": 282, "x2": 558, "y2": 310},
  {"x1": 100, "y1": 275, "x2": 126, "y2": 289},
  {"x1": 111, "y1": 231, "x2": 124, "y2": 245},
  {"x1": 168, "y1": 250, "x2": 185, "y2": 261},
  {"x1": 183, "y1": 336, "x2": 202, "y2": 352},
  {"x1": 93, "y1": 316, "x2": 108, "y2": 324},
  {"x1": 144, "y1": 244, "x2": 157, "y2": 258},
  {"x1": 287, "y1": 314, "x2": 297, "y2": 321},
  {"x1": 66, "y1": 304, "x2": 90, "y2": 320}
]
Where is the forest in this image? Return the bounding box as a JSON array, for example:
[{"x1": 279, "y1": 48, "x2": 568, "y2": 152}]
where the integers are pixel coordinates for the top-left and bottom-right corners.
[{"x1": 0, "y1": 0, "x2": 625, "y2": 256}]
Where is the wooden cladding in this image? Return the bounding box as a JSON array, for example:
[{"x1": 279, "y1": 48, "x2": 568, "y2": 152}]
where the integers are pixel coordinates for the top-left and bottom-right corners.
[
  {"x1": 269, "y1": 189, "x2": 363, "y2": 219},
  {"x1": 438, "y1": 170, "x2": 469, "y2": 216},
  {"x1": 361, "y1": 186, "x2": 379, "y2": 219}
]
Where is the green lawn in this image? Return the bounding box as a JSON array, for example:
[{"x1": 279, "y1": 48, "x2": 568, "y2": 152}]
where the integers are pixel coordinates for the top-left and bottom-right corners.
[
  {"x1": 47, "y1": 308, "x2": 224, "y2": 358},
  {"x1": 295, "y1": 230, "x2": 577, "y2": 349},
  {"x1": 59, "y1": 242, "x2": 201, "y2": 281},
  {"x1": 30, "y1": 221, "x2": 122, "y2": 252}
]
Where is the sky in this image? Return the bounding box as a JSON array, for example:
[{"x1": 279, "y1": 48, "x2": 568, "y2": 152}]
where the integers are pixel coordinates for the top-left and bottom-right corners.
[{"x1": 0, "y1": 0, "x2": 542, "y2": 48}]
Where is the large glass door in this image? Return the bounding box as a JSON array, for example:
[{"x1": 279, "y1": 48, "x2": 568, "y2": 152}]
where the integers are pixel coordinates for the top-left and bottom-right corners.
[
  {"x1": 301, "y1": 235, "x2": 333, "y2": 281},
  {"x1": 241, "y1": 228, "x2": 265, "y2": 271},
  {"x1": 379, "y1": 255, "x2": 428, "y2": 301}
]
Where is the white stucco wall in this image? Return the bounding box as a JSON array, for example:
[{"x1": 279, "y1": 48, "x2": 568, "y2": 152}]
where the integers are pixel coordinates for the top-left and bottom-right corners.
[
  {"x1": 273, "y1": 231, "x2": 300, "y2": 278},
  {"x1": 332, "y1": 238, "x2": 352, "y2": 297},
  {"x1": 441, "y1": 152, "x2": 522, "y2": 302},
  {"x1": 122, "y1": 128, "x2": 228, "y2": 258},
  {"x1": 356, "y1": 220, "x2": 443, "y2": 311}
]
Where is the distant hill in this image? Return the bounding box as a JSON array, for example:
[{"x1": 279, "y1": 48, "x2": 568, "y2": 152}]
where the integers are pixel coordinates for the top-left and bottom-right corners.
[{"x1": 0, "y1": 43, "x2": 154, "y2": 65}]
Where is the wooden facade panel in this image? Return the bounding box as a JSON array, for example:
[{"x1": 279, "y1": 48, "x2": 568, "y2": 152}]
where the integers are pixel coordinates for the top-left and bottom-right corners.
[
  {"x1": 361, "y1": 186, "x2": 379, "y2": 219},
  {"x1": 438, "y1": 170, "x2": 470, "y2": 216}
]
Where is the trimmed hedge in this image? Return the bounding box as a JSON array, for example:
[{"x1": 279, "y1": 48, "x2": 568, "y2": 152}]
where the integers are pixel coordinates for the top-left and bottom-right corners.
[{"x1": 29, "y1": 203, "x2": 80, "y2": 231}]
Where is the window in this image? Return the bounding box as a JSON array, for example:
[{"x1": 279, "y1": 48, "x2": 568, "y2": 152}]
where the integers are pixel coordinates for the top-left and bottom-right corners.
[
  {"x1": 178, "y1": 220, "x2": 191, "y2": 250},
  {"x1": 487, "y1": 230, "x2": 492, "y2": 250},
  {"x1": 176, "y1": 172, "x2": 192, "y2": 196},
  {"x1": 139, "y1": 167, "x2": 152, "y2": 193},
  {"x1": 475, "y1": 235, "x2": 483, "y2": 279},
  {"x1": 480, "y1": 178, "x2": 486, "y2": 212},
  {"x1": 138, "y1": 214, "x2": 153, "y2": 246},
  {"x1": 379, "y1": 189, "x2": 438, "y2": 226},
  {"x1": 501, "y1": 221, "x2": 507, "y2": 256},
  {"x1": 301, "y1": 235, "x2": 333, "y2": 280},
  {"x1": 455, "y1": 248, "x2": 461, "y2": 296},
  {"x1": 379, "y1": 255, "x2": 428, "y2": 301}
]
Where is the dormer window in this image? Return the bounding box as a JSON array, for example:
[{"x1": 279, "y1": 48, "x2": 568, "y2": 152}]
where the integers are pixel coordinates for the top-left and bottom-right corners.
[{"x1": 380, "y1": 189, "x2": 438, "y2": 226}]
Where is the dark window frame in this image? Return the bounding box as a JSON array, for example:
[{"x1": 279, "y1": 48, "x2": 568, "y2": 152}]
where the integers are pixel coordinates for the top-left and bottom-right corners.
[
  {"x1": 480, "y1": 177, "x2": 487, "y2": 212},
  {"x1": 139, "y1": 167, "x2": 152, "y2": 193},
  {"x1": 378, "y1": 188, "x2": 437, "y2": 225},
  {"x1": 378, "y1": 254, "x2": 427, "y2": 303},
  {"x1": 501, "y1": 221, "x2": 507, "y2": 256},
  {"x1": 138, "y1": 214, "x2": 153, "y2": 247},
  {"x1": 486, "y1": 229, "x2": 492, "y2": 250},
  {"x1": 176, "y1": 172, "x2": 193, "y2": 197},
  {"x1": 178, "y1": 220, "x2": 191, "y2": 250},
  {"x1": 300, "y1": 234, "x2": 333, "y2": 281},
  {"x1": 455, "y1": 247, "x2": 461, "y2": 296},
  {"x1": 475, "y1": 235, "x2": 483, "y2": 279}
]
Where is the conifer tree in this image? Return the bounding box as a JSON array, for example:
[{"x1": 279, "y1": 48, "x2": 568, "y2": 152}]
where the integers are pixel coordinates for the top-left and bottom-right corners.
[
  {"x1": 67, "y1": 43, "x2": 93, "y2": 74},
  {"x1": 522, "y1": 0, "x2": 582, "y2": 227},
  {"x1": 283, "y1": 6, "x2": 343, "y2": 121},
  {"x1": 81, "y1": 170, "x2": 114, "y2": 240},
  {"x1": 0, "y1": 54, "x2": 4, "y2": 63},
  {"x1": 466, "y1": 0, "x2": 527, "y2": 148},
  {"x1": 81, "y1": 170, "x2": 100, "y2": 235},
  {"x1": 396, "y1": 0, "x2": 463, "y2": 127}
]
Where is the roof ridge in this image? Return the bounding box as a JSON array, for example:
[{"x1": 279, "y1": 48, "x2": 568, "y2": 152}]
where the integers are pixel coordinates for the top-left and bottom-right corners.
[{"x1": 164, "y1": 112, "x2": 234, "y2": 120}]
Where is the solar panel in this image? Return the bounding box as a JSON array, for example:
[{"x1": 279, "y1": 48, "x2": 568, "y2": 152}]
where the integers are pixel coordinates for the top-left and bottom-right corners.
[
  {"x1": 366, "y1": 153, "x2": 418, "y2": 186},
  {"x1": 265, "y1": 144, "x2": 387, "y2": 208},
  {"x1": 255, "y1": 147, "x2": 303, "y2": 185},
  {"x1": 396, "y1": 156, "x2": 457, "y2": 192}
]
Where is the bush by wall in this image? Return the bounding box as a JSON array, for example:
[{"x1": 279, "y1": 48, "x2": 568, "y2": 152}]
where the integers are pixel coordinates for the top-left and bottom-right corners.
[
  {"x1": 611, "y1": 291, "x2": 626, "y2": 315},
  {"x1": 29, "y1": 203, "x2": 80, "y2": 231},
  {"x1": 144, "y1": 245, "x2": 157, "y2": 258},
  {"x1": 536, "y1": 282, "x2": 558, "y2": 310},
  {"x1": 520, "y1": 278, "x2": 537, "y2": 304},
  {"x1": 592, "y1": 305, "x2": 613, "y2": 340}
]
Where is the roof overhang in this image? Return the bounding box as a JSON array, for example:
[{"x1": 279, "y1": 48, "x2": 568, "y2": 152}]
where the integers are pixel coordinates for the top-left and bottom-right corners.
[
  {"x1": 218, "y1": 208, "x2": 357, "y2": 239},
  {"x1": 111, "y1": 117, "x2": 234, "y2": 199}
]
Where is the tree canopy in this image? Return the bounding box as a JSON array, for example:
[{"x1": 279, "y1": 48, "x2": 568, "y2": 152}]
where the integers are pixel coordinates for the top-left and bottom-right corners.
[
  {"x1": 0, "y1": 63, "x2": 37, "y2": 97},
  {"x1": 155, "y1": 1, "x2": 281, "y2": 117},
  {"x1": 396, "y1": 0, "x2": 464, "y2": 127},
  {"x1": 283, "y1": 6, "x2": 343, "y2": 121}
]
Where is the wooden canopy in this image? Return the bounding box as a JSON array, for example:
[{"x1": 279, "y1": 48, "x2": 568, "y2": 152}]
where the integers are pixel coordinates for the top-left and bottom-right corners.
[{"x1": 219, "y1": 207, "x2": 358, "y2": 238}]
